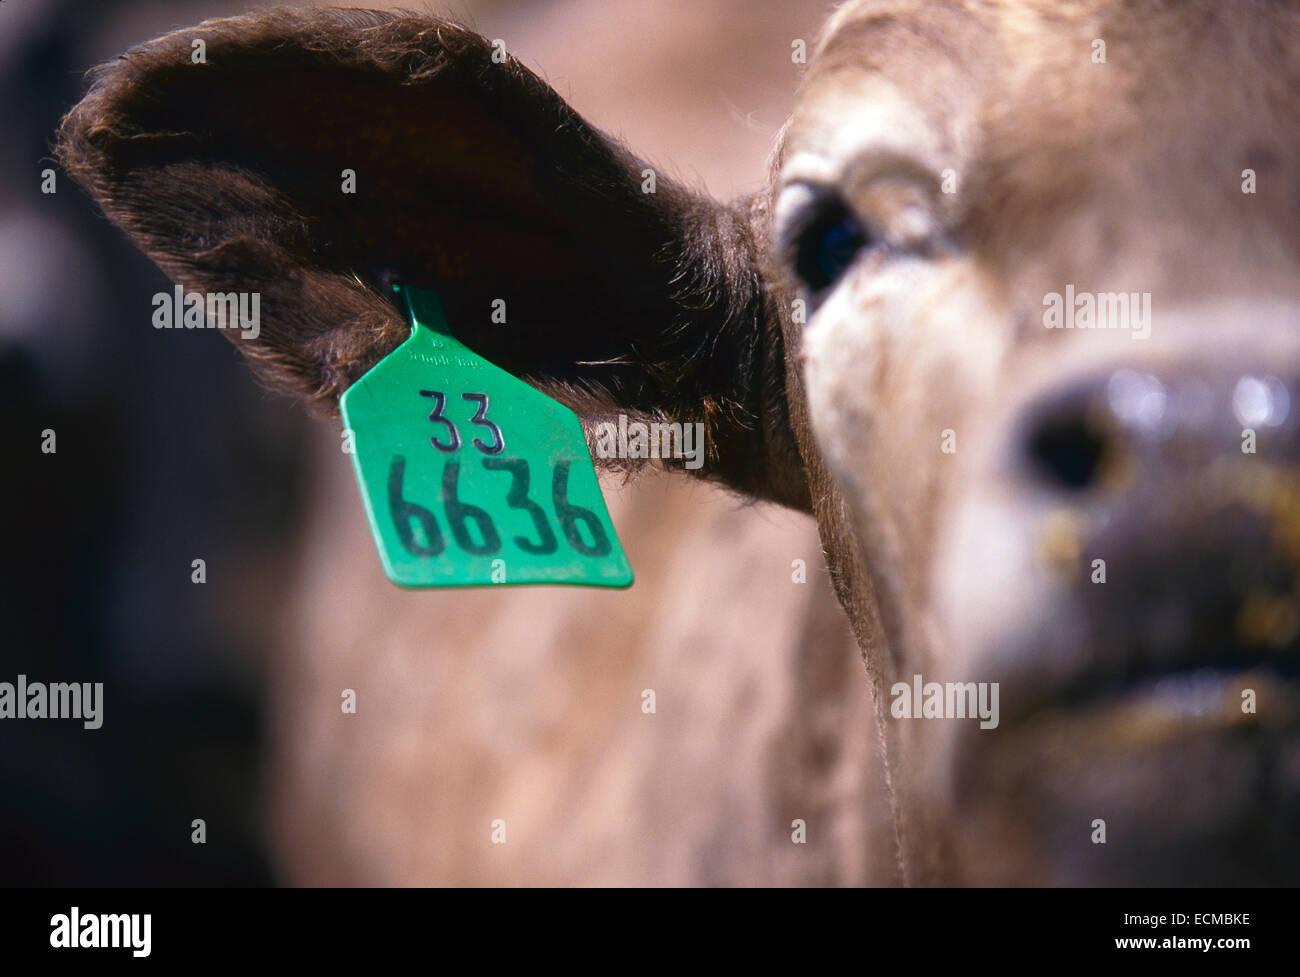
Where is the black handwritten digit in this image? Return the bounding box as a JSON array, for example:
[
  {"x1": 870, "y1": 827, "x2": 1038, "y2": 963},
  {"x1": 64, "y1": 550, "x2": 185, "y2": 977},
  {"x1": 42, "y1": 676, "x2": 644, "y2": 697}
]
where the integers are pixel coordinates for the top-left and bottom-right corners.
[
  {"x1": 483, "y1": 458, "x2": 557, "y2": 554},
  {"x1": 388, "y1": 455, "x2": 445, "y2": 556},
  {"x1": 442, "y1": 460, "x2": 501, "y2": 555},
  {"x1": 552, "y1": 461, "x2": 611, "y2": 556}
]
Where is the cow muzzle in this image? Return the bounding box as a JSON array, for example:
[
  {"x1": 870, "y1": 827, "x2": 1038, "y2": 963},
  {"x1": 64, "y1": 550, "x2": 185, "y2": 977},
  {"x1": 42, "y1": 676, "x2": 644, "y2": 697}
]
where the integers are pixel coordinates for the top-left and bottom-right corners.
[
  {"x1": 925, "y1": 343, "x2": 1300, "y2": 884},
  {"x1": 1009, "y1": 361, "x2": 1300, "y2": 718}
]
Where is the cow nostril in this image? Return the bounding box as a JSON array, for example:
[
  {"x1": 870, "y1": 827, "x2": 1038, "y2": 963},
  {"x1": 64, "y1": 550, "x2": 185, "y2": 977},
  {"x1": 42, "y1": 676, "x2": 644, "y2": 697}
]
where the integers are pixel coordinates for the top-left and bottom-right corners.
[{"x1": 1024, "y1": 410, "x2": 1111, "y2": 490}]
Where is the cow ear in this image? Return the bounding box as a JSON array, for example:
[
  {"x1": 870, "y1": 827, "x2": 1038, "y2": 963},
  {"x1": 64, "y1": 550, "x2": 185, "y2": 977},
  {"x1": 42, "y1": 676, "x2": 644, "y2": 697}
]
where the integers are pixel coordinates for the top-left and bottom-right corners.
[{"x1": 57, "y1": 8, "x2": 807, "y2": 508}]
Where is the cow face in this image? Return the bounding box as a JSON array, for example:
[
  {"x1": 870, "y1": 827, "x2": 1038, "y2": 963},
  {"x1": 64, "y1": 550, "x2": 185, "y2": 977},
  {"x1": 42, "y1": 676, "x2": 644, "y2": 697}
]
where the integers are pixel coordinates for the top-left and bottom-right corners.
[
  {"x1": 776, "y1": 0, "x2": 1300, "y2": 883},
  {"x1": 58, "y1": 3, "x2": 1300, "y2": 884}
]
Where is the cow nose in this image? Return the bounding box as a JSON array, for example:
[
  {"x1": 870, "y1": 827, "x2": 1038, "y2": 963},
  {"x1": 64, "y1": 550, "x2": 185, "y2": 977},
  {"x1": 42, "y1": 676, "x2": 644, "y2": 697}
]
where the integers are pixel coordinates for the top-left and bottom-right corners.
[
  {"x1": 1023, "y1": 368, "x2": 1294, "y2": 492},
  {"x1": 1016, "y1": 365, "x2": 1300, "y2": 685},
  {"x1": 1023, "y1": 391, "x2": 1114, "y2": 491}
]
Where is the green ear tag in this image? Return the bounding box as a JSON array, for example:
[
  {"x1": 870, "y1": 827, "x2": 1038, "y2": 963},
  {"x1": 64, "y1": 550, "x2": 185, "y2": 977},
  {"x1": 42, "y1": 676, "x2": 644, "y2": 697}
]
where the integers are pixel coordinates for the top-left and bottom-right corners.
[{"x1": 339, "y1": 285, "x2": 633, "y2": 588}]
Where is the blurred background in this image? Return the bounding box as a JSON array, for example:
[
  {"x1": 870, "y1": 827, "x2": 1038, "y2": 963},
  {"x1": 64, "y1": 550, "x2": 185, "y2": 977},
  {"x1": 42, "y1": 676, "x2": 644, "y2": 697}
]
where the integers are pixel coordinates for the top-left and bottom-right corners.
[{"x1": 1, "y1": 0, "x2": 890, "y2": 886}]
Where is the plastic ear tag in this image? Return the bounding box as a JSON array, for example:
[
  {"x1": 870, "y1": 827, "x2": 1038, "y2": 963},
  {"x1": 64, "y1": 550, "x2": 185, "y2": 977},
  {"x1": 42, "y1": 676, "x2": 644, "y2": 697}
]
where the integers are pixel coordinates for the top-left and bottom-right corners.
[{"x1": 339, "y1": 285, "x2": 633, "y2": 588}]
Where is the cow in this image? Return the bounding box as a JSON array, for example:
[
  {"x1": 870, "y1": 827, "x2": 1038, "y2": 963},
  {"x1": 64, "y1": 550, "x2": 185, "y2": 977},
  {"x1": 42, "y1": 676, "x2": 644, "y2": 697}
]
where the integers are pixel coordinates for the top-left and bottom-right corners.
[{"x1": 56, "y1": 1, "x2": 1300, "y2": 885}]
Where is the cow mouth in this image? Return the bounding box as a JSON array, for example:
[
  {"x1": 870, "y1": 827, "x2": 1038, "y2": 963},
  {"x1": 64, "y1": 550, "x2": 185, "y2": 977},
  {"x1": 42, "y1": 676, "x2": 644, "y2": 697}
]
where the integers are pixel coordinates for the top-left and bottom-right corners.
[
  {"x1": 945, "y1": 655, "x2": 1300, "y2": 886},
  {"x1": 1001, "y1": 457, "x2": 1300, "y2": 731},
  {"x1": 991, "y1": 517, "x2": 1300, "y2": 732},
  {"x1": 998, "y1": 639, "x2": 1300, "y2": 734},
  {"x1": 1052, "y1": 660, "x2": 1298, "y2": 727}
]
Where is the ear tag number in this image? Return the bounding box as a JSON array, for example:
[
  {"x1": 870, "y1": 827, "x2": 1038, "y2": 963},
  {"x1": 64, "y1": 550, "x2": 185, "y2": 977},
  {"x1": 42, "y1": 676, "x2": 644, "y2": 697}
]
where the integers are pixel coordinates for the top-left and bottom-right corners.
[{"x1": 339, "y1": 285, "x2": 633, "y2": 588}]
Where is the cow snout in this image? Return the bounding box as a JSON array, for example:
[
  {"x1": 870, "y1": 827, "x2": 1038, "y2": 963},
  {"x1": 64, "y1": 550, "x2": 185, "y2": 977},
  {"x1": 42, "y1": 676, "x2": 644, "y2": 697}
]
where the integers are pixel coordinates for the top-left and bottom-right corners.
[
  {"x1": 1023, "y1": 368, "x2": 1291, "y2": 492},
  {"x1": 933, "y1": 359, "x2": 1300, "y2": 886},
  {"x1": 1015, "y1": 363, "x2": 1300, "y2": 707}
]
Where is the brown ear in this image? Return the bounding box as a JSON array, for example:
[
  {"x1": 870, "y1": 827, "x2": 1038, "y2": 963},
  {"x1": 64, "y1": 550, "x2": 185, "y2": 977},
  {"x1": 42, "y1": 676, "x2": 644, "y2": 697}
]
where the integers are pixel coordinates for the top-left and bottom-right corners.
[{"x1": 56, "y1": 8, "x2": 807, "y2": 508}]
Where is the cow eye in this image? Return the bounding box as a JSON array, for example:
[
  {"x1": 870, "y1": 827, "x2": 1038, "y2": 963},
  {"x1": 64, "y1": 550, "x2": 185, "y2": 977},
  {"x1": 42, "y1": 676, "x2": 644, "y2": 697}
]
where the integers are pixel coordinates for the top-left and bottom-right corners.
[{"x1": 788, "y1": 196, "x2": 873, "y2": 295}]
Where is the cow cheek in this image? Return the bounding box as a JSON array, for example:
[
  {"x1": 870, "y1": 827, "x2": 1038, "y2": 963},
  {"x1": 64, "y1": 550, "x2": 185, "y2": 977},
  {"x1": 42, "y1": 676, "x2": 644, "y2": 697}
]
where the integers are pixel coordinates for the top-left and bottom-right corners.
[{"x1": 802, "y1": 261, "x2": 1006, "y2": 636}]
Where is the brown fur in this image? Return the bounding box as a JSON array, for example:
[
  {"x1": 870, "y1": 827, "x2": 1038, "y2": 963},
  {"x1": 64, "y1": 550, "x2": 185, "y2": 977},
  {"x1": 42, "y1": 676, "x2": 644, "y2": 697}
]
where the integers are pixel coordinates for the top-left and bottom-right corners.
[
  {"x1": 57, "y1": 7, "x2": 807, "y2": 508},
  {"x1": 57, "y1": 1, "x2": 1300, "y2": 884}
]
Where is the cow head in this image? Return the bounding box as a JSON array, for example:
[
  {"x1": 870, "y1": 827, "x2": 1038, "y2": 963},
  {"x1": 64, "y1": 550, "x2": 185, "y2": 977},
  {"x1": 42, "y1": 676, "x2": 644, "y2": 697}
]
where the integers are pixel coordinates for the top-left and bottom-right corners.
[{"x1": 58, "y1": 2, "x2": 1300, "y2": 884}]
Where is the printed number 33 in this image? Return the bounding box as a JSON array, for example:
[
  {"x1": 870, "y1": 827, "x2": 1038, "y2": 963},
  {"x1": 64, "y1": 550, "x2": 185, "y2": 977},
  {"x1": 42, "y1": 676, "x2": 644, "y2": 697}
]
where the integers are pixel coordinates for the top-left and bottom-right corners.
[{"x1": 420, "y1": 390, "x2": 504, "y2": 455}]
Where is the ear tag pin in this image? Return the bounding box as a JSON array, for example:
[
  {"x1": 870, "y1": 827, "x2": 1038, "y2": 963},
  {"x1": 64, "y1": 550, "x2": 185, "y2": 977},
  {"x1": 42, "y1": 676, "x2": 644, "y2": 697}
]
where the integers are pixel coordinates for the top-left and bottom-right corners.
[{"x1": 339, "y1": 285, "x2": 633, "y2": 588}]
